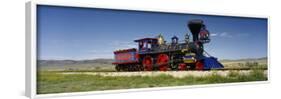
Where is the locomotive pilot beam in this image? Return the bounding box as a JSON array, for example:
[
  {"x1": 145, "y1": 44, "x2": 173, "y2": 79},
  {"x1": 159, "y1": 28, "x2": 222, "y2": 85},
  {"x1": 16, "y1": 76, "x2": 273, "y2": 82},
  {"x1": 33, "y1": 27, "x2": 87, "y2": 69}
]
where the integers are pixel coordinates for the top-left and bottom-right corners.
[{"x1": 112, "y1": 19, "x2": 224, "y2": 71}]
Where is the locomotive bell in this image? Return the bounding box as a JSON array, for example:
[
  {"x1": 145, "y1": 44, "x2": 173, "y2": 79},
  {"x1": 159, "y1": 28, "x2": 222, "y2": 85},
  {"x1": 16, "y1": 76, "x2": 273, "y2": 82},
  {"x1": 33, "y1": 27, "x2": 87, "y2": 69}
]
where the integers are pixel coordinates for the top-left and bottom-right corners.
[
  {"x1": 157, "y1": 34, "x2": 165, "y2": 45},
  {"x1": 188, "y1": 19, "x2": 204, "y2": 42}
]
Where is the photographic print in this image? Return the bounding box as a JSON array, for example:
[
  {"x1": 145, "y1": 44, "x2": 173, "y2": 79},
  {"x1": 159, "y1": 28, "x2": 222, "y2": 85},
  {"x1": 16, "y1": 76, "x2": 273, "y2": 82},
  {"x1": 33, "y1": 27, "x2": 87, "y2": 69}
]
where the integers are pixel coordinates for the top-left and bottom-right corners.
[{"x1": 36, "y1": 5, "x2": 268, "y2": 94}]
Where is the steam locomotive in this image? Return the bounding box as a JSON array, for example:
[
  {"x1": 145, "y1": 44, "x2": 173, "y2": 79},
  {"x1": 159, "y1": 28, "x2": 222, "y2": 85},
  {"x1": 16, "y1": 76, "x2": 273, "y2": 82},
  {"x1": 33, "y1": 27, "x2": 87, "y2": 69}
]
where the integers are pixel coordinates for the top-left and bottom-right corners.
[{"x1": 112, "y1": 19, "x2": 224, "y2": 71}]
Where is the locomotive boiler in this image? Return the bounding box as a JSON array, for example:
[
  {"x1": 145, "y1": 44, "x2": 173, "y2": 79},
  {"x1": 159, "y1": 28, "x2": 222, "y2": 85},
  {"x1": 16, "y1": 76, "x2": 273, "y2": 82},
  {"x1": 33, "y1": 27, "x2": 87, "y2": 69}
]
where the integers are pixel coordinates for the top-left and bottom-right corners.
[{"x1": 112, "y1": 19, "x2": 224, "y2": 71}]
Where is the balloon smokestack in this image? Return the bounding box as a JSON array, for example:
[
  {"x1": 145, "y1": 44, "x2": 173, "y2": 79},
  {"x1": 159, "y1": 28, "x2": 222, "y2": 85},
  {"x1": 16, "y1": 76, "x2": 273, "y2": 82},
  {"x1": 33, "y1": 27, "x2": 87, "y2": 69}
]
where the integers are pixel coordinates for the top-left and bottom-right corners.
[{"x1": 188, "y1": 19, "x2": 204, "y2": 42}]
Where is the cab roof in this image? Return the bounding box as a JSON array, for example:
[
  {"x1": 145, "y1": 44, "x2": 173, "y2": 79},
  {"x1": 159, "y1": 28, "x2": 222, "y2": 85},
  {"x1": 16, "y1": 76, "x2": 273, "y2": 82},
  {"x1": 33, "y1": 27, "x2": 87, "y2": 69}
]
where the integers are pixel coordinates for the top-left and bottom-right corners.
[{"x1": 134, "y1": 38, "x2": 158, "y2": 42}]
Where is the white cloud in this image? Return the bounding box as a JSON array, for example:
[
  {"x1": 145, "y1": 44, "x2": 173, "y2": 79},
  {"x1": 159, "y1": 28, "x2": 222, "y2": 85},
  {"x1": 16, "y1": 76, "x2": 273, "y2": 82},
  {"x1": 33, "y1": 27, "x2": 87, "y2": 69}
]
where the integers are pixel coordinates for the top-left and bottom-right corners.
[
  {"x1": 215, "y1": 32, "x2": 249, "y2": 38},
  {"x1": 211, "y1": 32, "x2": 236, "y2": 38},
  {"x1": 219, "y1": 32, "x2": 233, "y2": 38},
  {"x1": 210, "y1": 33, "x2": 218, "y2": 37}
]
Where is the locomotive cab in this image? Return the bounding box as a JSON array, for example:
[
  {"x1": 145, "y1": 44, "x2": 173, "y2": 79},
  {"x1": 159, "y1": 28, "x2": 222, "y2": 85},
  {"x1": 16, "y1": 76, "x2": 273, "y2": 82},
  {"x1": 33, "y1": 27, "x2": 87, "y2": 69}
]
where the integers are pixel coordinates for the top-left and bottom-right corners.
[{"x1": 134, "y1": 38, "x2": 158, "y2": 53}]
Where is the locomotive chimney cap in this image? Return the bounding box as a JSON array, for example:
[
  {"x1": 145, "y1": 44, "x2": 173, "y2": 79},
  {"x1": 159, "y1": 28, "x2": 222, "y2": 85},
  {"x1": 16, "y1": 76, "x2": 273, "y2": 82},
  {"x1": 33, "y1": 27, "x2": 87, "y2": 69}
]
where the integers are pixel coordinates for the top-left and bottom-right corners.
[{"x1": 188, "y1": 19, "x2": 203, "y2": 24}]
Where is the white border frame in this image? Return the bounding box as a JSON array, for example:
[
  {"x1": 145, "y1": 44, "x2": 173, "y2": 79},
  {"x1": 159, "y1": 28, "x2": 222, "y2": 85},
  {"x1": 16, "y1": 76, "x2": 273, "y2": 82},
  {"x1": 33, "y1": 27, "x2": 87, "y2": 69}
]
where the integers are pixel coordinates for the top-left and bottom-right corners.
[{"x1": 26, "y1": 0, "x2": 270, "y2": 98}]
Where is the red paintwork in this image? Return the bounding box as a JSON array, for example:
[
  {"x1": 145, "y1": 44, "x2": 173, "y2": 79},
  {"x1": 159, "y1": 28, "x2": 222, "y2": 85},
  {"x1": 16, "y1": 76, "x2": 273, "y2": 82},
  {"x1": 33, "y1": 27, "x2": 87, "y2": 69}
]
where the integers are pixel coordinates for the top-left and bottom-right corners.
[
  {"x1": 178, "y1": 63, "x2": 186, "y2": 70},
  {"x1": 156, "y1": 54, "x2": 169, "y2": 71},
  {"x1": 142, "y1": 56, "x2": 153, "y2": 71},
  {"x1": 199, "y1": 30, "x2": 208, "y2": 37},
  {"x1": 135, "y1": 53, "x2": 139, "y2": 59},
  {"x1": 196, "y1": 61, "x2": 204, "y2": 70},
  {"x1": 115, "y1": 53, "x2": 132, "y2": 61},
  {"x1": 113, "y1": 48, "x2": 138, "y2": 64}
]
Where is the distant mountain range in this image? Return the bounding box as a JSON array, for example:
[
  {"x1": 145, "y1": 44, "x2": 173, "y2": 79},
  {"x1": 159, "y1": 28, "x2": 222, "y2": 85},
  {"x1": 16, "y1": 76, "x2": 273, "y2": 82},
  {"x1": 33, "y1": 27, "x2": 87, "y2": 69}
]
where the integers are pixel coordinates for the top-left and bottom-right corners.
[
  {"x1": 38, "y1": 59, "x2": 114, "y2": 67},
  {"x1": 220, "y1": 57, "x2": 267, "y2": 62}
]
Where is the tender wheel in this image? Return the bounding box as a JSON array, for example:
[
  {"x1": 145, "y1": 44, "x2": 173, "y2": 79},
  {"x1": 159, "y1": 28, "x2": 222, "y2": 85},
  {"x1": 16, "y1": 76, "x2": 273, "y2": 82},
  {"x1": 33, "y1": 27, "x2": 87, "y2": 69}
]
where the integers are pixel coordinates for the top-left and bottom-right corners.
[
  {"x1": 156, "y1": 54, "x2": 169, "y2": 71},
  {"x1": 195, "y1": 60, "x2": 204, "y2": 70},
  {"x1": 142, "y1": 56, "x2": 153, "y2": 71},
  {"x1": 138, "y1": 64, "x2": 144, "y2": 71},
  {"x1": 115, "y1": 65, "x2": 121, "y2": 71}
]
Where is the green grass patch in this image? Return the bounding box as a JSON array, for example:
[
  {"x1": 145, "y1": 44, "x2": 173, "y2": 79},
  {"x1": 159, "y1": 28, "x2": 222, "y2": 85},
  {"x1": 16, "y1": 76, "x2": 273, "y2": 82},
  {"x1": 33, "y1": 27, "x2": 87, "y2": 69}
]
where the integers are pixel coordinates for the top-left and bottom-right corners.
[{"x1": 37, "y1": 70, "x2": 267, "y2": 94}]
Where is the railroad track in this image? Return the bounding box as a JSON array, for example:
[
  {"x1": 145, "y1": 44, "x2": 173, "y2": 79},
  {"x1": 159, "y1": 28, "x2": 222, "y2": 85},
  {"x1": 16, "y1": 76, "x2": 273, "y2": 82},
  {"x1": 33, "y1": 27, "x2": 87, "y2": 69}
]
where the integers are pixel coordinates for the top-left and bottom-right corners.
[
  {"x1": 62, "y1": 67, "x2": 267, "y2": 73},
  {"x1": 61, "y1": 68, "x2": 267, "y2": 78},
  {"x1": 211, "y1": 67, "x2": 267, "y2": 71}
]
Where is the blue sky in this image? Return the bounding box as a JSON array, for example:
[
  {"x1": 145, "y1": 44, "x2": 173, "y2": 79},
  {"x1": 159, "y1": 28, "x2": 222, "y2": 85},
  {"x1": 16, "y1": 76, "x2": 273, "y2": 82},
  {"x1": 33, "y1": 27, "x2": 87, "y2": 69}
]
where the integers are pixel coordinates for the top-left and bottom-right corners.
[{"x1": 37, "y1": 5, "x2": 268, "y2": 60}]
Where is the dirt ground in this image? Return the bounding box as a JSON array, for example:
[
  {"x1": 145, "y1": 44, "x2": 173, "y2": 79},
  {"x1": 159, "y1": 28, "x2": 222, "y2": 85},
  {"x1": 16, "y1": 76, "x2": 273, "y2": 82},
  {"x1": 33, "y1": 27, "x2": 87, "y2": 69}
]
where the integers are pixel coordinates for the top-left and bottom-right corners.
[{"x1": 61, "y1": 70, "x2": 268, "y2": 78}]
